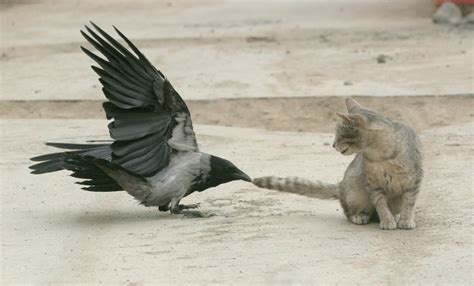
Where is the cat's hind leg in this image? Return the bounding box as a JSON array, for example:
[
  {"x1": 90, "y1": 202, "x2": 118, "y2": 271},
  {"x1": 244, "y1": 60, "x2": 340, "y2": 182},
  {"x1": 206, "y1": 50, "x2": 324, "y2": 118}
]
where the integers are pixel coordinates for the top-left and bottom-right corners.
[
  {"x1": 340, "y1": 186, "x2": 374, "y2": 226},
  {"x1": 349, "y1": 214, "x2": 371, "y2": 225}
]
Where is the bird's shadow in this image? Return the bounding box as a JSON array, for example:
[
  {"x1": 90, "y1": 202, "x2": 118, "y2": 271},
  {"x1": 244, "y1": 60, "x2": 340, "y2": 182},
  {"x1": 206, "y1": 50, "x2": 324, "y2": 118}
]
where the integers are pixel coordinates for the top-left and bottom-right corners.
[{"x1": 48, "y1": 208, "x2": 212, "y2": 229}]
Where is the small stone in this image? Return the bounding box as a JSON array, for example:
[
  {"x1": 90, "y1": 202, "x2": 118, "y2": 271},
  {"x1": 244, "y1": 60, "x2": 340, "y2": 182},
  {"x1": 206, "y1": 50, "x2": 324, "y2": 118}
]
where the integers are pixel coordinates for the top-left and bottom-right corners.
[
  {"x1": 343, "y1": 80, "x2": 353, "y2": 86},
  {"x1": 433, "y1": 2, "x2": 462, "y2": 25},
  {"x1": 376, "y1": 54, "x2": 390, "y2": 64}
]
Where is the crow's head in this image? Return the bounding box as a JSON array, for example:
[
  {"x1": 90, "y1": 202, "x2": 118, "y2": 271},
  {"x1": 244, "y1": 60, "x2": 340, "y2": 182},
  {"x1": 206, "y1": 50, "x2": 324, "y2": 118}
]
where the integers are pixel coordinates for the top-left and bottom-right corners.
[
  {"x1": 208, "y1": 155, "x2": 251, "y2": 186},
  {"x1": 188, "y1": 155, "x2": 251, "y2": 194}
]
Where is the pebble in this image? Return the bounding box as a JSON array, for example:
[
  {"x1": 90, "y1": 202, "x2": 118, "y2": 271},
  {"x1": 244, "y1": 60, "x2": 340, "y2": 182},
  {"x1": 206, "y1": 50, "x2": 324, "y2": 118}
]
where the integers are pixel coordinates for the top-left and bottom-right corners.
[{"x1": 376, "y1": 54, "x2": 390, "y2": 64}]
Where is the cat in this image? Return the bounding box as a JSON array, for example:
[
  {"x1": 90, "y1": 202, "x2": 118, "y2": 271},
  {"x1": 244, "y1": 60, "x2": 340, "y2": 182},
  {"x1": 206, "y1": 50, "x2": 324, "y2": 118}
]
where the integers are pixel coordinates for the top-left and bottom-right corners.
[{"x1": 253, "y1": 98, "x2": 423, "y2": 230}]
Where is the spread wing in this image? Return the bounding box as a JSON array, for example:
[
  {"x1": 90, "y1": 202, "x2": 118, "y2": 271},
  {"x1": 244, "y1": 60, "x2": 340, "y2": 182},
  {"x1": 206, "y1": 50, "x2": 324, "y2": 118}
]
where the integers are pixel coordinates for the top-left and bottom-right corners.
[{"x1": 81, "y1": 22, "x2": 198, "y2": 177}]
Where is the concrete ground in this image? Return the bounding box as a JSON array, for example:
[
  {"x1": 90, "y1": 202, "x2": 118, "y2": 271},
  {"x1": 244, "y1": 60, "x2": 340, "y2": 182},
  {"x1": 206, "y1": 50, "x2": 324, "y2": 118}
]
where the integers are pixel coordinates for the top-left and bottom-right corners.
[
  {"x1": 1, "y1": 120, "x2": 473, "y2": 284},
  {"x1": 1, "y1": 0, "x2": 473, "y2": 101},
  {"x1": 1, "y1": 0, "x2": 473, "y2": 285}
]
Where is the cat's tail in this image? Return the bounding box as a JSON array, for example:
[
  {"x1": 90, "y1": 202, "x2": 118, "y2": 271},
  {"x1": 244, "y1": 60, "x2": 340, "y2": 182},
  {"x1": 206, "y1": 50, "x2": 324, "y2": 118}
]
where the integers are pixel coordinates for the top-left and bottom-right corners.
[{"x1": 253, "y1": 176, "x2": 339, "y2": 199}]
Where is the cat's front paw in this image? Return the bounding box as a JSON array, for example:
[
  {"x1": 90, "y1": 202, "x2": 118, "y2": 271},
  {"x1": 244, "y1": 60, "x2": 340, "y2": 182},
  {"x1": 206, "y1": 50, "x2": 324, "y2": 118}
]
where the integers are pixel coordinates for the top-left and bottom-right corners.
[
  {"x1": 350, "y1": 214, "x2": 370, "y2": 225},
  {"x1": 397, "y1": 219, "x2": 416, "y2": 230},
  {"x1": 379, "y1": 220, "x2": 397, "y2": 230}
]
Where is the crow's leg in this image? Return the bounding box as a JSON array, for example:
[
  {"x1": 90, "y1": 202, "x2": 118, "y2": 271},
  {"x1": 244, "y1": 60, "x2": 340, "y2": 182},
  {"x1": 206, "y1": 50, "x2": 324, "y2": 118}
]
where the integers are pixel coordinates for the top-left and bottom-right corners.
[{"x1": 169, "y1": 198, "x2": 181, "y2": 214}]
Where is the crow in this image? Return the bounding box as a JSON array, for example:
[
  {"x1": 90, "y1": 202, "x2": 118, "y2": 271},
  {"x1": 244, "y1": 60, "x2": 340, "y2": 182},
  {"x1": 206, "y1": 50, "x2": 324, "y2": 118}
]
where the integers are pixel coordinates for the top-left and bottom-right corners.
[{"x1": 29, "y1": 23, "x2": 251, "y2": 215}]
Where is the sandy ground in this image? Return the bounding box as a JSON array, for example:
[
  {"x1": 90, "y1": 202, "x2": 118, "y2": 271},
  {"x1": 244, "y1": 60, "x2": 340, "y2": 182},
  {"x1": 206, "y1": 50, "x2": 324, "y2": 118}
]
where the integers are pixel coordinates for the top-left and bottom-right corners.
[
  {"x1": 1, "y1": 119, "x2": 473, "y2": 284},
  {"x1": 1, "y1": 0, "x2": 474, "y2": 285},
  {"x1": 1, "y1": 0, "x2": 473, "y2": 101},
  {"x1": 1, "y1": 95, "x2": 473, "y2": 133}
]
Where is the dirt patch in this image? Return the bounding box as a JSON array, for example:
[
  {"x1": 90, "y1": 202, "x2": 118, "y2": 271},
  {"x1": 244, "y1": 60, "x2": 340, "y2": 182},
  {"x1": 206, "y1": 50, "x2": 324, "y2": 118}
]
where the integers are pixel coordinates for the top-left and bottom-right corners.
[{"x1": 1, "y1": 95, "x2": 473, "y2": 133}]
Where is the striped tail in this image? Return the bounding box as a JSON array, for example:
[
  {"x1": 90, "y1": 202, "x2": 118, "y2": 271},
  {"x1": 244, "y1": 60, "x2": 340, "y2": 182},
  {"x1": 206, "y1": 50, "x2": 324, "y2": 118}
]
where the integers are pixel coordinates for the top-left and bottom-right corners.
[{"x1": 253, "y1": 176, "x2": 339, "y2": 199}]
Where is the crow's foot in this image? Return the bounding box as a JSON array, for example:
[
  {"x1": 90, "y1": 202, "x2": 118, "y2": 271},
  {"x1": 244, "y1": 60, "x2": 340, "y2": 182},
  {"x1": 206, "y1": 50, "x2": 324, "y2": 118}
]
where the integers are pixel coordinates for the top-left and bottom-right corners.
[{"x1": 179, "y1": 203, "x2": 200, "y2": 210}]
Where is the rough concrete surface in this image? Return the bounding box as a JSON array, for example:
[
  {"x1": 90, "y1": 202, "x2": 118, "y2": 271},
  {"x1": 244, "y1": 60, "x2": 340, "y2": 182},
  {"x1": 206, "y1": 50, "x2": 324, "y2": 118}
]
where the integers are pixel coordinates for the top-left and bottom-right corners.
[
  {"x1": 1, "y1": 0, "x2": 474, "y2": 285},
  {"x1": 1, "y1": 0, "x2": 473, "y2": 101},
  {"x1": 1, "y1": 95, "x2": 473, "y2": 133},
  {"x1": 1, "y1": 119, "x2": 473, "y2": 284}
]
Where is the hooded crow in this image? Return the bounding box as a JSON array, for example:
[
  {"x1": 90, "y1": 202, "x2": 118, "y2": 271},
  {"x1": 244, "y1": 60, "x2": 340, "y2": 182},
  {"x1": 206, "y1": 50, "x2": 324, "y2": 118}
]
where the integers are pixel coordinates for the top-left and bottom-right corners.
[{"x1": 29, "y1": 23, "x2": 251, "y2": 215}]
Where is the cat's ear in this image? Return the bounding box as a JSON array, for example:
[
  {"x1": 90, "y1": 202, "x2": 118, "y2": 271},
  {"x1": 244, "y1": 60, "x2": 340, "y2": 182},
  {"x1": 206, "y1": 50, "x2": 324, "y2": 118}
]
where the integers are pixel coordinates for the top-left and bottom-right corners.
[
  {"x1": 337, "y1": 112, "x2": 382, "y2": 130},
  {"x1": 347, "y1": 114, "x2": 369, "y2": 129},
  {"x1": 336, "y1": 113, "x2": 353, "y2": 125},
  {"x1": 336, "y1": 113, "x2": 368, "y2": 128},
  {"x1": 345, "y1": 98, "x2": 362, "y2": 112}
]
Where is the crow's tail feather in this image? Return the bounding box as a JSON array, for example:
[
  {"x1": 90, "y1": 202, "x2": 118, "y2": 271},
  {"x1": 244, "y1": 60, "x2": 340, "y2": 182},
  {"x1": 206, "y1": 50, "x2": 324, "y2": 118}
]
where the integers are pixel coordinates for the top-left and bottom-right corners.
[{"x1": 29, "y1": 143, "x2": 123, "y2": 192}]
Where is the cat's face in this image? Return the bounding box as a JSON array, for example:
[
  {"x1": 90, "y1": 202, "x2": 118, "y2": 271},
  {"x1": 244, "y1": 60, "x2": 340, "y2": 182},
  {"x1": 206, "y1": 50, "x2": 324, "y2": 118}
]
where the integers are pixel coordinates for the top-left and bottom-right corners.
[
  {"x1": 333, "y1": 98, "x2": 390, "y2": 156},
  {"x1": 333, "y1": 123, "x2": 363, "y2": 155}
]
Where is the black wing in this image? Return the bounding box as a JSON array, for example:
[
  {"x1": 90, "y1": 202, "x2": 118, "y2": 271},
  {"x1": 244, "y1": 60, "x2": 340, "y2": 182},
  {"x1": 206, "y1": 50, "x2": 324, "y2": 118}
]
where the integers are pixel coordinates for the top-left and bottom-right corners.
[{"x1": 81, "y1": 23, "x2": 198, "y2": 177}]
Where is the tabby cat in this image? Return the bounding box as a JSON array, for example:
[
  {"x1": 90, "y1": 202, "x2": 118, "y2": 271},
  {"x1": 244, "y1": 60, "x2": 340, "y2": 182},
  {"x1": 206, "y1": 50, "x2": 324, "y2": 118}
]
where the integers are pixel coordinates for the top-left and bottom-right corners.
[{"x1": 253, "y1": 98, "x2": 423, "y2": 230}]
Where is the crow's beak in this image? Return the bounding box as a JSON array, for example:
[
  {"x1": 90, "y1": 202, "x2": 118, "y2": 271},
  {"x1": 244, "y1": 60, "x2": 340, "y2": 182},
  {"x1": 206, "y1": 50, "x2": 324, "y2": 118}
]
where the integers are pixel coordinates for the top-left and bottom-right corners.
[{"x1": 234, "y1": 169, "x2": 252, "y2": 182}]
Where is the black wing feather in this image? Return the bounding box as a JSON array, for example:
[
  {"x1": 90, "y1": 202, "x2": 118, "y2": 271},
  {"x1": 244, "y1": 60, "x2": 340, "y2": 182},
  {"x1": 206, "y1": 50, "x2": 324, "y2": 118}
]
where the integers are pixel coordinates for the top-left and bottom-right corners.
[
  {"x1": 84, "y1": 26, "x2": 154, "y2": 83},
  {"x1": 45, "y1": 142, "x2": 108, "y2": 150},
  {"x1": 81, "y1": 23, "x2": 198, "y2": 177}
]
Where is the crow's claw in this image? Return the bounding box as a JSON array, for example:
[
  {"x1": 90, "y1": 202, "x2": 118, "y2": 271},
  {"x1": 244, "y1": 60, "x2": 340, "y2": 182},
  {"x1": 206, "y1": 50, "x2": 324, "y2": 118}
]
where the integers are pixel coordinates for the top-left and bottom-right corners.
[{"x1": 179, "y1": 203, "x2": 201, "y2": 210}]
